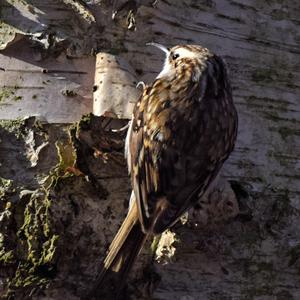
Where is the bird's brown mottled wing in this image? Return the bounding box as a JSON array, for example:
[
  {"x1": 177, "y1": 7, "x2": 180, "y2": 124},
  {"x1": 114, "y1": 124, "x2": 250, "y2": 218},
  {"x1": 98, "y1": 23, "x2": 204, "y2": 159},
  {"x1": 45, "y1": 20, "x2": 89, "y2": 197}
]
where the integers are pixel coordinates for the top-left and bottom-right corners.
[{"x1": 129, "y1": 55, "x2": 238, "y2": 234}]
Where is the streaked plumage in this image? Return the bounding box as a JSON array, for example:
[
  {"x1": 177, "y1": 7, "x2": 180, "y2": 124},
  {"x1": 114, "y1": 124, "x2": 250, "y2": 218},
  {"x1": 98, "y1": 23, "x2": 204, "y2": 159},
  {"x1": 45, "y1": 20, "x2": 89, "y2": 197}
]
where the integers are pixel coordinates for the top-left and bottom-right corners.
[{"x1": 90, "y1": 44, "x2": 238, "y2": 299}]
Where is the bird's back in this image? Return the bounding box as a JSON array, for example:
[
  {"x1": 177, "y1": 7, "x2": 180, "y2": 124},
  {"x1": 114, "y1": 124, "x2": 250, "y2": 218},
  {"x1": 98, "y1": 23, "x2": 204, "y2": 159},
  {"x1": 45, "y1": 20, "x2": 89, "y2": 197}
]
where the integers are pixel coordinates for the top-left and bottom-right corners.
[{"x1": 129, "y1": 53, "x2": 238, "y2": 234}]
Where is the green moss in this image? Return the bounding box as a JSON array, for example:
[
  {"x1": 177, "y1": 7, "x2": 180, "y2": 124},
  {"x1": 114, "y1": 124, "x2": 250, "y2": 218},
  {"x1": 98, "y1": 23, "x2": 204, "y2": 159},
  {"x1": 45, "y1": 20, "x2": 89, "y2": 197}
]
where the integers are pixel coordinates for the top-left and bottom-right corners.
[
  {"x1": 13, "y1": 95, "x2": 23, "y2": 101},
  {"x1": 268, "y1": 151, "x2": 296, "y2": 167},
  {"x1": 55, "y1": 141, "x2": 76, "y2": 173},
  {"x1": 263, "y1": 111, "x2": 288, "y2": 123},
  {"x1": 1, "y1": 116, "x2": 87, "y2": 296},
  {"x1": 150, "y1": 235, "x2": 161, "y2": 255},
  {"x1": 0, "y1": 86, "x2": 16, "y2": 103},
  {"x1": 4, "y1": 134, "x2": 78, "y2": 294},
  {"x1": 0, "y1": 21, "x2": 17, "y2": 49},
  {"x1": 266, "y1": 114, "x2": 299, "y2": 124},
  {"x1": 278, "y1": 127, "x2": 300, "y2": 140},
  {"x1": 252, "y1": 68, "x2": 279, "y2": 83},
  {"x1": 11, "y1": 190, "x2": 59, "y2": 293},
  {"x1": 0, "y1": 177, "x2": 13, "y2": 198},
  {"x1": 0, "y1": 117, "x2": 49, "y2": 144},
  {"x1": 0, "y1": 118, "x2": 26, "y2": 139},
  {"x1": 61, "y1": 0, "x2": 96, "y2": 24},
  {"x1": 240, "y1": 260, "x2": 277, "y2": 298},
  {"x1": 0, "y1": 250, "x2": 15, "y2": 265},
  {"x1": 41, "y1": 235, "x2": 59, "y2": 264},
  {"x1": 0, "y1": 85, "x2": 23, "y2": 103},
  {"x1": 41, "y1": 139, "x2": 77, "y2": 191},
  {"x1": 74, "y1": 113, "x2": 94, "y2": 133},
  {"x1": 245, "y1": 96, "x2": 290, "y2": 113},
  {"x1": 10, "y1": 262, "x2": 50, "y2": 292},
  {"x1": 0, "y1": 118, "x2": 80, "y2": 296},
  {"x1": 270, "y1": 9, "x2": 289, "y2": 20},
  {"x1": 269, "y1": 125, "x2": 300, "y2": 141},
  {"x1": 252, "y1": 64, "x2": 295, "y2": 88}
]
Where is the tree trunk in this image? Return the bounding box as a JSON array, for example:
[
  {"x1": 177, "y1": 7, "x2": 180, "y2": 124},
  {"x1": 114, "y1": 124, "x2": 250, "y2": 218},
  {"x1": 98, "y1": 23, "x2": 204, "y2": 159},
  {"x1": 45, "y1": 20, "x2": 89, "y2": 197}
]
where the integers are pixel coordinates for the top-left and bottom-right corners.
[{"x1": 0, "y1": 1, "x2": 299, "y2": 299}]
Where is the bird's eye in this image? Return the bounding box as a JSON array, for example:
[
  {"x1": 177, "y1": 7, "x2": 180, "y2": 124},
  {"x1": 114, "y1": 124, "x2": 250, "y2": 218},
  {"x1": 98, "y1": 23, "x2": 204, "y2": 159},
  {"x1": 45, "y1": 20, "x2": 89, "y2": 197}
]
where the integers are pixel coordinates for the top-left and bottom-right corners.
[{"x1": 172, "y1": 53, "x2": 180, "y2": 60}]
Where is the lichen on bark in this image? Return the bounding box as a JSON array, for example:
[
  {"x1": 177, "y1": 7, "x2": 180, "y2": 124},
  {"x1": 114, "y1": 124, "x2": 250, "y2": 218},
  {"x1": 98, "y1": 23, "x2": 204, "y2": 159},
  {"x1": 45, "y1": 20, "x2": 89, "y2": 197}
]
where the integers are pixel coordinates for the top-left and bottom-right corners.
[
  {"x1": 0, "y1": 115, "x2": 132, "y2": 299},
  {"x1": 0, "y1": 117, "x2": 72, "y2": 297}
]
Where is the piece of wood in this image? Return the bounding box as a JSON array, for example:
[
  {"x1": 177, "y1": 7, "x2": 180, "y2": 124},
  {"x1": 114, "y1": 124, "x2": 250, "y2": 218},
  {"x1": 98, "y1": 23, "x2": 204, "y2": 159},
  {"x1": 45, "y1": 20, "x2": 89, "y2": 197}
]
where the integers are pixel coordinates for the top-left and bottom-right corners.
[
  {"x1": 0, "y1": 38, "x2": 94, "y2": 123},
  {"x1": 93, "y1": 52, "x2": 140, "y2": 119}
]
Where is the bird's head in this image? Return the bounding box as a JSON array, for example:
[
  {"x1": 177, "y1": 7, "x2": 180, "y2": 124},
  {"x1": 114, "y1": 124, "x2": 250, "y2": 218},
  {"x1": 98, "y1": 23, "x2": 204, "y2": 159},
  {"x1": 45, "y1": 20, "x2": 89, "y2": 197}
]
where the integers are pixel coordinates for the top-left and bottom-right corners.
[{"x1": 147, "y1": 43, "x2": 212, "y2": 80}]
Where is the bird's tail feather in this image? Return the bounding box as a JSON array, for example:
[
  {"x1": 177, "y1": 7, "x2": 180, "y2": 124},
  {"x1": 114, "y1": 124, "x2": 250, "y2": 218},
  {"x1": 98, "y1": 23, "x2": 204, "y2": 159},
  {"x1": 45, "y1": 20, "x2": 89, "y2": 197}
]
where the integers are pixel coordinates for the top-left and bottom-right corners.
[{"x1": 88, "y1": 201, "x2": 147, "y2": 299}]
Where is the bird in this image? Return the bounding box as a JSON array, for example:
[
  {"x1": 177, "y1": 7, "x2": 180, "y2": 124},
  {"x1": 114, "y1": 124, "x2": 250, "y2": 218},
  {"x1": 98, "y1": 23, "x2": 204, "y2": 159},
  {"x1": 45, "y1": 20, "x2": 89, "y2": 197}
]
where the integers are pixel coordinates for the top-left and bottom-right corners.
[{"x1": 90, "y1": 42, "x2": 238, "y2": 299}]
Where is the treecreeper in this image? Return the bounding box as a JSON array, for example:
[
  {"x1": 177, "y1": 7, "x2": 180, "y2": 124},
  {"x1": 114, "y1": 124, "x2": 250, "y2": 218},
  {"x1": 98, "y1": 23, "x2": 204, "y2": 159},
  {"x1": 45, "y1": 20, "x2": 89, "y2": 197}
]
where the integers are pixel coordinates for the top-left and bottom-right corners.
[{"x1": 88, "y1": 43, "x2": 238, "y2": 299}]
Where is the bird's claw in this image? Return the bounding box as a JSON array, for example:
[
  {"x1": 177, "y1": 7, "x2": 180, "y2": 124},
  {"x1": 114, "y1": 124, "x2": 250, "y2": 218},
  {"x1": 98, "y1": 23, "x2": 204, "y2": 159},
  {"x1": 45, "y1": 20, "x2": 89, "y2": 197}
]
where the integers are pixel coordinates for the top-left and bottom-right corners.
[{"x1": 111, "y1": 122, "x2": 130, "y2": 132}]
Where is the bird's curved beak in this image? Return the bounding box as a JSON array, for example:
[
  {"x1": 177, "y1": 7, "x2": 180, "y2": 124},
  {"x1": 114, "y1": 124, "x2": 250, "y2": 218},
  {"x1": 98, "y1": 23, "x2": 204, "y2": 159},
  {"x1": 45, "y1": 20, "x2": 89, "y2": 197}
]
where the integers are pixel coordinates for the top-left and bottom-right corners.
[{"x1": 146, "y1": 42, "x2": 170, "y2": 55}]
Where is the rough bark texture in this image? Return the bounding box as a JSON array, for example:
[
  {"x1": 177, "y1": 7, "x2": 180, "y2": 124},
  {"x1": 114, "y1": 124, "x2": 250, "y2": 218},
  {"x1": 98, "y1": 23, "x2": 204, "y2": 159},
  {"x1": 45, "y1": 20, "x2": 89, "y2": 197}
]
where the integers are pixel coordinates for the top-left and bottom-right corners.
[{"x1": 0, "y1": 0, "x2": 300, "y2": 299}]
